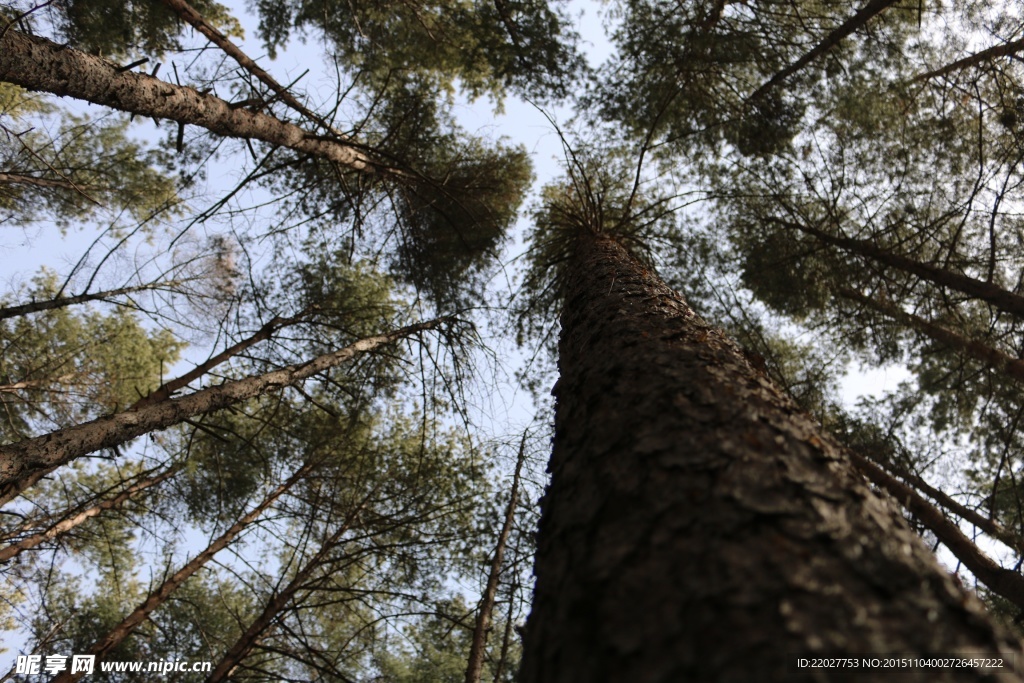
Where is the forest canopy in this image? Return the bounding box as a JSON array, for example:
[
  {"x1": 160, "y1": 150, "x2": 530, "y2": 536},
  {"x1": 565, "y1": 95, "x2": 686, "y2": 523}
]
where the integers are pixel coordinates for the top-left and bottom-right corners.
[{"x1": 3, "y1": 0, "x2": 1024, "y2": 680}]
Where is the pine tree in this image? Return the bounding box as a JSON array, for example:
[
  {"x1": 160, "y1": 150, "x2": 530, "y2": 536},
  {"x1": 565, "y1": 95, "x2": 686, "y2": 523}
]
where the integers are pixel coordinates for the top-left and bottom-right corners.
[
  {"x1": 8, "y1": 0, "x2": 1024, "y2": 677},
  {"x1": 518, "y1": 175, "x2": 1024, "y2": 680}
]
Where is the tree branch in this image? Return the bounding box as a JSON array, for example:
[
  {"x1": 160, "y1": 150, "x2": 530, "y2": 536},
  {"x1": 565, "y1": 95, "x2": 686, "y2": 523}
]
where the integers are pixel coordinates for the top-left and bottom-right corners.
[
  {"x1": 0, "y1": 317, "x2": 455, "y2": 502},
  {"x1": 0, "y1": 29, "x2": 384, "y2": 174}
]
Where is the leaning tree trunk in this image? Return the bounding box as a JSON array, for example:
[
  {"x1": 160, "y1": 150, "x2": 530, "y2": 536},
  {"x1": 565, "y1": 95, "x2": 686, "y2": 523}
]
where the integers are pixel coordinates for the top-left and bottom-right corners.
[
  {"x1": 519, "y1": 230, "x2": 1024, "y2": 682},
  {"x1": 748, "y1": 0, "x2": 899, "y2": 101},
  {"x1": 837, "y1": 287, "x2": 1024, "y2": 384},
  {"x1": 0, "y1": 30, "x2": 378, "y2": 173},
  {"x1": 0, "y1": 318, "x2": 449, "y2": 503},
  {"x1": 0, "y1": 463, "x2": 178, "y2": 563},
  {"x1": 780, "y1": 218, "x2": 1024, "y2": 319}
]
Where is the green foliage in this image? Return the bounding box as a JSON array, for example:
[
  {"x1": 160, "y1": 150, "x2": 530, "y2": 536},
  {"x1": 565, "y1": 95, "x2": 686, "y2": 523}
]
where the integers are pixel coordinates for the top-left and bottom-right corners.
[
  {"x1": 0, "y1": 272, "x2": 184, "y2": 441},
  {"x1": 11, "y1": 0, "x2": 1024, "y2": 671},
  {"x1": 734, "y1": 223, "x2": 835, "y2": 319},
  {"x1": 394, "y1": 137, "x2": 532, "y2": 310},
  {"x1": 50, "y1": 0, "x2": 242, "y2": 58},
  {"x1": 0, "y1": 85, "x2": 181, "y2": 230},
  {"x1": 515, "y1": 144, "x2": 675, "y2": 354},
  {"x1": 592, "y1": 0, "x2": 919, "y2": 157},
  {"x1": 6, "y1": 392, "x2": 494, "y2": 679},
  {"x1": 364, "y1": 76, "x2": 533, "y2": 308},
  {"x1": 253, "y1": 0, "x2": 584, "y2": 101},
  {"x1": 282, "y1": 256, "x2": 400, "y2": 353},
  {"x1": 250, "y1": 76, "x2": 533, "y2": 311},
  {"x1": 375, "y1": 597, "x2": 474, "y2": 682},
  {"x1": 729, "y1": 91, "x2": 805, "y2": 157}
]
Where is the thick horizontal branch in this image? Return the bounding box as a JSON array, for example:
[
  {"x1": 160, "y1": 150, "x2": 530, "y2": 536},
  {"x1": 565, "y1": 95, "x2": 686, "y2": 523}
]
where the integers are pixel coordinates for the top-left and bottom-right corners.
[
  {"x1": 0, "y1": 29, "x2": 380, "y2": 173},
  {"x1": 129, "y1": 310, "x2": 311, "y2": 409},
  {"x1": 776, "y1": 218, "x2": 1024, "y2": 319}
]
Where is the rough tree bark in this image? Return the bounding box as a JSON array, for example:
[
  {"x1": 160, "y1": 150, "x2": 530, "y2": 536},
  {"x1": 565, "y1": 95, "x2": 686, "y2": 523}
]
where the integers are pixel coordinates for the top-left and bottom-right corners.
[
  {"x1": 861, "y1": 454, "x2": 1024, "y2": 557},
  {"x1": 519, "y1": 230, "x2": 1023, "y2": 682},
  {"x1": 850, "y1": 452, "x2": 1024, "y2": 613},
  {"x1": 156, "y1": 0, "x2": 342, "y2": 137},
  {"x1": 0, "y1": 30, "x2": 379, "y2": 173}
]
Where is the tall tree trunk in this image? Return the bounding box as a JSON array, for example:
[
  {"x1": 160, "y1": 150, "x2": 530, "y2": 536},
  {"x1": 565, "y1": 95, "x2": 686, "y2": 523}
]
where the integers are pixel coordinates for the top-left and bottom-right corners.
[
  {"x1": 0, "y1": 30, "x2": 379, "y2": 173},
  {"x1": 0, "y1": 318, "x2": 450, "y2": 503},
  {"x1": 519, "y1": 230, "x2": 1023, "y2": 682}
]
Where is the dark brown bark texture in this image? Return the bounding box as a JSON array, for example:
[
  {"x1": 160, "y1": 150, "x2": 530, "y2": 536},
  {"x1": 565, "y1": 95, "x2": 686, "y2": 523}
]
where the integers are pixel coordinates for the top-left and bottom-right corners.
[
  {"x1": 519, "y1": 231, "x2": 1024, "y2": 683},
  {"x1": 850, "y1": 452, "x2": 1024, "y2": 613}
]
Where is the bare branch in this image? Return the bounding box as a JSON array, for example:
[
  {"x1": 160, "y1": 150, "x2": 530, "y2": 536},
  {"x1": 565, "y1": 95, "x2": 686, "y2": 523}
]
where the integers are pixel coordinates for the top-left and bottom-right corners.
[
  {"x1": 915, "y1": 36, "x2": 1024, "y2": 82},
  {"x1": 0, "y1": 281, "x2": 182, "y2": 321}
]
